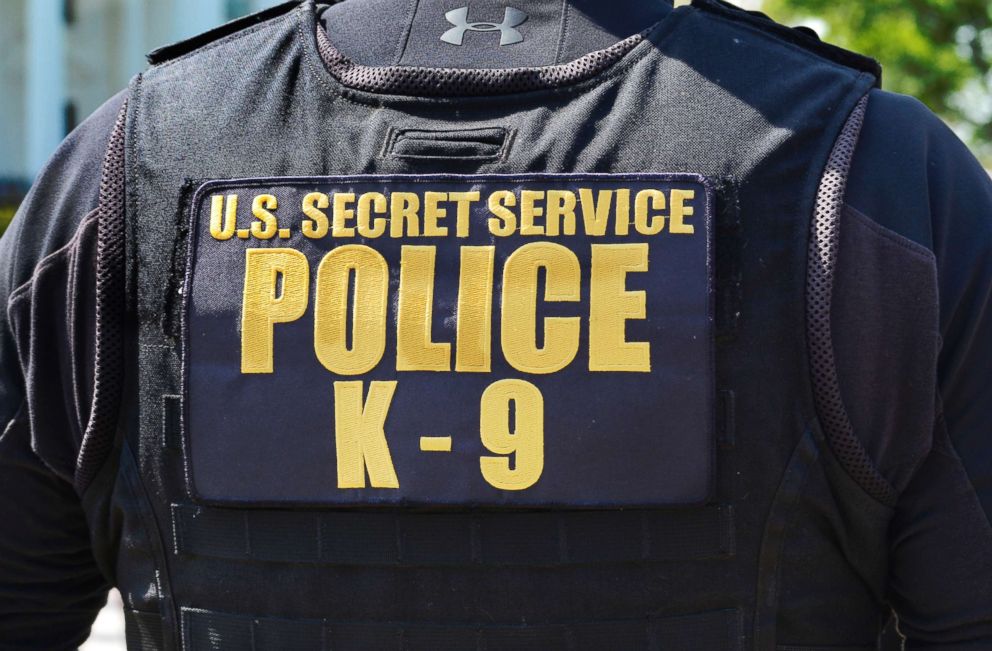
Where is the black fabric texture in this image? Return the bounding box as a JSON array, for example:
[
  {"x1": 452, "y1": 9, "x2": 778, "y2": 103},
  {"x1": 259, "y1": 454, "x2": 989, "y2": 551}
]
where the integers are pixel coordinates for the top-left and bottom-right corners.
[
  {"x1": 752, "y1": 426, "x2": 819, "y2": 650},
  {"x1": 842, "y1": 89, "x2": 992, "y2": 648},
  {"x1": 692, "y1": 0, "x2": 882, "y2": 84},
  {"x1": 831, "y1": 206, "x2": 938, "y2": 495},
  {"x1": 8, "y1": 213, "x2": 100, "y2": 484},
  {"x1": 317, "y1": 0, "x2": 415, "y2": 66},
  {"x1": 315, "y1": 16, "x2": 646, "y2": 97},
  {"x1": 0, "y1": 407, "x2": 110, "y2": 649},
  {"x1": 887, "y1": 420, "x2": 992, "y2": 646},
  {"x1": 0, "y1": 90, "x2": 126, "y2": 436},
  {"x1": 773, "y1": 424, "x2": 893, "y2": 647},
  {"x1": 555, "y1": 0, "x2": 674, "y2": 63},
  {"x1": 847, "y1": 90, "x2": 992, "y2": 527},
  {"x1": 320, "y1": 0, "x2": 672, "y2": 69},
  {"x1": 146, "y1": 0, "x2": 302, "y2": 65}
]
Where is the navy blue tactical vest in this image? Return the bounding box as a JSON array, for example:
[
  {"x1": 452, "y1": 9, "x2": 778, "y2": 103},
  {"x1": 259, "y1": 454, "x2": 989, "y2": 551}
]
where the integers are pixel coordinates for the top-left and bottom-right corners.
[{"x1": 79, "y1": 1, "x2": 897, "y2": 648}]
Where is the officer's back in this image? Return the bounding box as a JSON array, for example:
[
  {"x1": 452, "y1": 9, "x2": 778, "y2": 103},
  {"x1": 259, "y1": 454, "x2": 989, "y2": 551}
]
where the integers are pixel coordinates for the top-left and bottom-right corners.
[{"x1": 0, "y1": 1, "x2": 990, "y2": 649}]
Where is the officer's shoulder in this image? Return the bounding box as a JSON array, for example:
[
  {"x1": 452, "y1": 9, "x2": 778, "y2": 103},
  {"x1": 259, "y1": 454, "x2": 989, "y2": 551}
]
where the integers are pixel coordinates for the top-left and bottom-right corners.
[
  {"x1": 847, "y1": 88, "x2": 991, "y2": 249},
  {"x1": 859, "y1": 90, "x2": 951, "y2": 149},
  {"x1": 690, "y1": 0, "x2": 882, "y2": 82},
  {"x1": 146, "y1": 0, "x2": 302, "y2": 66}
]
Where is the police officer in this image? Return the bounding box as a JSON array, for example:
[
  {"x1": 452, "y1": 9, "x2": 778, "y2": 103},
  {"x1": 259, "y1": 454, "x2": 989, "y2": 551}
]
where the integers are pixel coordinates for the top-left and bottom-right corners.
[{"x1": 0, "y1": 0, "x2": 990, "y2": 649}]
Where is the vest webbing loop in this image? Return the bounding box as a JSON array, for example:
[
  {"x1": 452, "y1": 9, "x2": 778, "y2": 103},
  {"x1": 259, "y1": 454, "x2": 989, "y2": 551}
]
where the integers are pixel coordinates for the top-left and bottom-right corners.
[
  {"x1": 124, "y1": 609, "x2": 165, "y2": 651},
  {"x1": 171, "y1": 504, "x2": 735, "y2": 565},
  {"x1": 179, "y1": 607, "x2": 743, "y2": 650}
]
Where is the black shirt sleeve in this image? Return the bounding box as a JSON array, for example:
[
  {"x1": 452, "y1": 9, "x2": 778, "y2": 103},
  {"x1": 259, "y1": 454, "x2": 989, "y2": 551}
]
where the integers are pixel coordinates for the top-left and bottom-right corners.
[
  {"x1": 0, "y1": 90, "x2": 126, "y2": 650},
  {"x1": 846, "y1": 89, "x2": 992, "y2": 647}
]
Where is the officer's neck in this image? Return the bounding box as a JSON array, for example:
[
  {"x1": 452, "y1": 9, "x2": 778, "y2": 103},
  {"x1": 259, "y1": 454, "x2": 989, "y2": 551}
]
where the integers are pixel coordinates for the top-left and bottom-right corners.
[{"x1": 319, "y1": 0, "x2": 673, "y2": 69}]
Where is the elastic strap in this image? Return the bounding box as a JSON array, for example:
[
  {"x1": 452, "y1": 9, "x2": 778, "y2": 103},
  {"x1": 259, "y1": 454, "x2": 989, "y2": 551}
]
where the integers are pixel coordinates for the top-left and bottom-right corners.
[{"x1": 181, "y1": 607, "x2": 743, "y2": 651}]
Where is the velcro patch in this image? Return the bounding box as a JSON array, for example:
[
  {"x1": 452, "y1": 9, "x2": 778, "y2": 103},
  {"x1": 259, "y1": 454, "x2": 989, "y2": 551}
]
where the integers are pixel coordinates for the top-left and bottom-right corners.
[{"x1": 182, "y1": 174, "x2": 714, "y2": 507}]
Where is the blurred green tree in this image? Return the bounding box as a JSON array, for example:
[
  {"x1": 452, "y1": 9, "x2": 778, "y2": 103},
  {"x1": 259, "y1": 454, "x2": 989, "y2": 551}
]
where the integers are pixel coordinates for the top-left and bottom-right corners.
[
  {"x1": 0, "y1": 207, "x2": 15, "y2": 234},
  {"x1": 763, "y1": 0, "x2": 992, "y2": 163}
]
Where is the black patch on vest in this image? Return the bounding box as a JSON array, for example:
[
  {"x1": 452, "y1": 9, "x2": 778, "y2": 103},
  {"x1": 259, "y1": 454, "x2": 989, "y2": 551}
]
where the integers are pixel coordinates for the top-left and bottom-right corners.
[{"x1": 181, "y1": 174, "x2": 715, "y2": 508}]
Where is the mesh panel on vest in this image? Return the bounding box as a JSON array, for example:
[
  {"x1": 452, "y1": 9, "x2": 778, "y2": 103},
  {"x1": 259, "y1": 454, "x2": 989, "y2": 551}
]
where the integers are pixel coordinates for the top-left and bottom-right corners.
[
  {"x1": 75, "y1": 99, "x2": 128, "y2": 494},
  {"x1": 314, "y1": 23, "x2": 643, "y2": 97},
  {"x1": 180, "y1": 607, "x2": 743, "y2": 651},
  {"x1": 806, "y1": 96, "x2": 897, "y2": 506},
  {"x1": 171, "y1": 504, "x2": 735, "y2": 565}
]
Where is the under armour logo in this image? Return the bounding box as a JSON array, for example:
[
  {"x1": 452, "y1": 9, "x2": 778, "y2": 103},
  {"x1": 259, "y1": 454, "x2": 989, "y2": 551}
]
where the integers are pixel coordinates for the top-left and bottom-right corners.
[{"x1": 440, "y1": 7, "x2": 528, "y2": 46}]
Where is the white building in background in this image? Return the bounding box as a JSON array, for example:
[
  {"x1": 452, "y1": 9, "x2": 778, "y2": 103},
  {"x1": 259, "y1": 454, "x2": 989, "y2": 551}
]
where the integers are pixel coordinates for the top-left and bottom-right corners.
[
  {"x1": 0, "y1": 0, "x2": 282, "y2": 640},
  {"x1": 0, "y1": 0, "x2": 284, "y2": 193}
]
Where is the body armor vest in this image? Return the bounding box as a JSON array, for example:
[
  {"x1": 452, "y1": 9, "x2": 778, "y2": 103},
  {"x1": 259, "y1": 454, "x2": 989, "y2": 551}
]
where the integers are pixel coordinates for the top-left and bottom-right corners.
[{"x1": 81, "y1": 1, "x2": 895, "y2": 648}]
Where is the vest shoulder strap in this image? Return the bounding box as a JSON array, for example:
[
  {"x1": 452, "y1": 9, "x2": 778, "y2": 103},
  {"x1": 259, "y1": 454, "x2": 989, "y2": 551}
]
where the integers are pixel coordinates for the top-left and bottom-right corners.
[
  {"x1": 693, "y1": 0, "x2": 882, "y2": 86},
  {"x1": 146, "y1": 0, "x2": 303, "y2": 66}
]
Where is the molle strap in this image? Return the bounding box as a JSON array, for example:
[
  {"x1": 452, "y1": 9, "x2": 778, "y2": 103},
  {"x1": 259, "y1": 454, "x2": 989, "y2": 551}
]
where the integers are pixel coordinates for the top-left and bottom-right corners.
[
  {"x1": 179, "y1": 607, "x2": 744, "y2": 650},
  {"x1": 162, "y1": 394, "x2": 182, "y2": 450},
  {"x1": 718, "y1": 390, "x2": 736, "y2": 449},
  {"x1": 171, "y1": 504, "x2": 735, "y2": 565},
  {"x1": 715, "y1": 177, "x2": 743, "y2": 339}
]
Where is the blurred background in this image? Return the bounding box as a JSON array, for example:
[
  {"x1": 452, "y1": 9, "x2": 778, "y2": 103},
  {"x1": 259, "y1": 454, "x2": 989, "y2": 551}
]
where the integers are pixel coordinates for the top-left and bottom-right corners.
[
  {"x1": 0, "y1": 0, "x2": 289, "y2": 235},
  {"x1": 0, "y1": 0, "x2": 988, "y2": 648}
]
